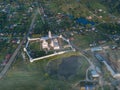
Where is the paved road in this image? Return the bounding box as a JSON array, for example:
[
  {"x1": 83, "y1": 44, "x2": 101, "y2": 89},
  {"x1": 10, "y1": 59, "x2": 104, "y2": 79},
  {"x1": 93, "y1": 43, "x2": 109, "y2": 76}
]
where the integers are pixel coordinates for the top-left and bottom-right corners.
[
  {"x1": 70, "y1": 41, "x2": 95, "y2": 67},
  {"x1": 0, "y1": 40, "x2": 24, "y2": 79},
  {"x1": 27, "y1": 9, "x2": 38, "y2": 37},
  {"x1": 0, "y1": 8, "x2": 38, "y2": 79},
  {"x1": 70, "y1": 40, "x2": 104, "y2": 89}
]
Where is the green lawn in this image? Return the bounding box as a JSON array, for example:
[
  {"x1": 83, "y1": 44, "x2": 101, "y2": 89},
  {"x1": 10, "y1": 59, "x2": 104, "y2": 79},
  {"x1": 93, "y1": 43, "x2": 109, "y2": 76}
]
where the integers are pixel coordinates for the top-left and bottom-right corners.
[
  {"x1": 0, "y1": 52, "x2": 89, "y2": 90},
  {"x1": 0, "y1": 58, "x2": 71, "y2": 90},
  {"x1": 72, "y1": 34, "x2": 93, "y2": 49}
]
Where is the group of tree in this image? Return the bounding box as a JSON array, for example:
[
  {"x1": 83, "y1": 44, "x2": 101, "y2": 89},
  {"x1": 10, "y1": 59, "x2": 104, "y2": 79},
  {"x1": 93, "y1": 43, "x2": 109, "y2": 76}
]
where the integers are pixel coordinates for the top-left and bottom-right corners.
[{"x1": 97, "y1": 23, "x2": 120, "y2": 35}]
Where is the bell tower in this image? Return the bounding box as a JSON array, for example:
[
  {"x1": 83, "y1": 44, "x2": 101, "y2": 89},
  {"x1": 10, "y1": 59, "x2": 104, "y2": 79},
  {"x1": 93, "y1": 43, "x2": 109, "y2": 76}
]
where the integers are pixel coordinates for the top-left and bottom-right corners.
[{"x1": 48, "y1": 31, "x2": 52, "y2": 38}]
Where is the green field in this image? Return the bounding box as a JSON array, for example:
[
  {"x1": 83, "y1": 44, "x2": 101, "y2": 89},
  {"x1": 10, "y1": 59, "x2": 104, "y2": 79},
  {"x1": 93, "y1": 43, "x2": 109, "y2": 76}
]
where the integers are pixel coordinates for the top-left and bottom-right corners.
[
  {"x1": 72, "y1": 34, "x2": 93, "y2": 49},
  {"x1": 0, "y1": 52, "x2": 89, "y2": 90}
]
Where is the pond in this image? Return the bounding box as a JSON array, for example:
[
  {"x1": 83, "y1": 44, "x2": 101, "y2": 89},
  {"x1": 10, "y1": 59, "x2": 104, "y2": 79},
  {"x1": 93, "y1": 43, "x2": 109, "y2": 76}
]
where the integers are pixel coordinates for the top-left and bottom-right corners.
[
  {"x1": 67, "y1": 14, "x2": 95, "y2": 25},
  {"x1": 75, "y1": 17, "x2": 95, "y2": 25},
  {"x1": 46, "y1": 56, "x2": 81, "y2": 79}
]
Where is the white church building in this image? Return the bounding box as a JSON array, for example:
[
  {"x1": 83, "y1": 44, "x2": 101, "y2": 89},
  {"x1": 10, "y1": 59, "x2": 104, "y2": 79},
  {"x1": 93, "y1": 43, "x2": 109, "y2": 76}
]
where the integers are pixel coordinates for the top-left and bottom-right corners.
[
  {"x1": 24, "y1": 31, "x2": 75, "y2": 62},
  {"x1": 41, "y1": 31, "x2": 60, "y2": 50}
]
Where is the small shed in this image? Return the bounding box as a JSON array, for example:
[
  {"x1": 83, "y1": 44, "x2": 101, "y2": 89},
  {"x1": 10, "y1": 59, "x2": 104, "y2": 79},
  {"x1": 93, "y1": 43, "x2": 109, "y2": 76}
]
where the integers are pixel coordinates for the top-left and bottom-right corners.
[{"x1": 91, "y1": 46, "x2": 102, "y2": 52}]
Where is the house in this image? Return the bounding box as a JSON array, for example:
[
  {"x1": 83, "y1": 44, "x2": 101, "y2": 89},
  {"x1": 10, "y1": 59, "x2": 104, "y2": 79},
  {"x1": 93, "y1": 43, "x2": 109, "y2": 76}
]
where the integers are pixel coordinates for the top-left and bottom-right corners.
[
  {"x1": 98, "y1": 9, "x2": 102, "y2": 12},
  {"x1": 91, "y1": 70, "x2": 99, "y2": 78},
  {"x1": 1, "y1": 54, "x2": 11, "y2": 66},
  {"x1": 5, "y1": 54, "x2": 11, "y2": 60},
  {"x1": 17, "y1": 40, "x2": 20, "y2": 44},
  {"x1": 87, "y1": 16, "x2": 92, "y2": 20}
]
